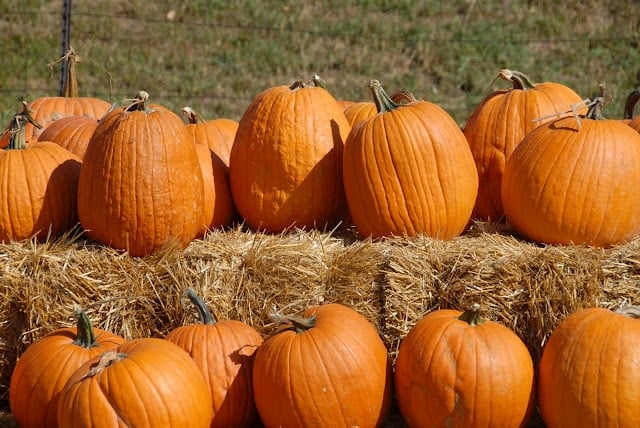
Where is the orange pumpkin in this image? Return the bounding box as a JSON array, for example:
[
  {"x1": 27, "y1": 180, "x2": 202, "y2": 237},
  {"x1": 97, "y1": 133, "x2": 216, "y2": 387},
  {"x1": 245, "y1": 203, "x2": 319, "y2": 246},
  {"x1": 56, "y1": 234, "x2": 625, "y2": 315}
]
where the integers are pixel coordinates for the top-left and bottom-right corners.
[
  {"x1": 57, "y1": 337, "x2": 213, "y2": 427},
  {"x1": 252, "y1": 303, "x2": 393, "y2": 427},
  {"x1": 464, "y1": 69, "x2": 586, "y2": 221},
  {"x1": 9, "y1": 308, "x2": 124, "y2": 427},
  {"x1": 502, "y1": 94, "x2": 640, "y2": 247},
  {"x1": 77, "y1": 91, "x2": 204, "y2": 256},
  {"x1": 394, "y1": 304, "x2": 534, "y2": 427},
  {"x1": 538, "y1": 306, "x2": 640, "y2": 428},
  {"x1": 165, "y1": 289, "x2": 263, "y2": 428},
  {"x1": 37, "y1": 114, "x2": 102, "y2": 159},
  {"x1": 229, "y1": 79, "x2": 351, "y2": 233},
  {"x1": 17, "y1": 48, "x2": 111, "y2": 142},
  {"x1": 343, "y1": 80, "x2": 478, "y2": 239},
  {"x1": 182, "y1": 107, "x2": 238, "y2": 168},
  {"x1": 0, "y1": 105, "x2": 82, "y2": 243}
]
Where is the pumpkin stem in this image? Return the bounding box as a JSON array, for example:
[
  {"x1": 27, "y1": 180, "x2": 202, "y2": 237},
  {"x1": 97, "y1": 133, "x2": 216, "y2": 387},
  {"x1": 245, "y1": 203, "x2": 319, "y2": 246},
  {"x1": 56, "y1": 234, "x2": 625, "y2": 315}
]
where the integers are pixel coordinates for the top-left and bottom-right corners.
[
  {"x1": 390, "y1": 90, "x2": 418, "y2": 105},
  {"x1": 4, "y1": 102, "x2": 42, "y2": 150},
  {"x1": 61, "y1": 47, "x2": 80, "y2": 98},
  {"x1": 79, "y1": 351, "x2": 126, "y2": 380},
  {"x1": 181, "y1": 106, "x2": 205, "y2": 124},
  {"x1": 369, "y1": 79, "x2": 399, "y2": 114},
  {"x1": 269, "y1": 311, "x2": 317, "y2": 334},
  {"x1": 123, "y1": 90, "x2": 152, "y2": 113},
  {"x1": 584, "y1": 84, "x2": 610, "y2": 121},
  {"x1": 616, "y1": 305, "x2": 640, "y2": 319},
  {"x1": 289, "y1": 79, "x2": 312, "y2": 91},
  {"x1": 457, "y1": 303, "x2": 486, "y2": 326},
  {"x1": 623, "y1": 88, "x2": 640, "y2": 120},
  {"x1": 72, "y1": 306, "x2": 98, "y2": 348},
  {"x1": 184, "y1": 288, "x2": 216, "y2": 325},
  {"x1": 310, "y1": 74, "x2": 328, "y2": 90},
  {"x1": 497, "y1": 69, "x2": 537, "y2": 90}
]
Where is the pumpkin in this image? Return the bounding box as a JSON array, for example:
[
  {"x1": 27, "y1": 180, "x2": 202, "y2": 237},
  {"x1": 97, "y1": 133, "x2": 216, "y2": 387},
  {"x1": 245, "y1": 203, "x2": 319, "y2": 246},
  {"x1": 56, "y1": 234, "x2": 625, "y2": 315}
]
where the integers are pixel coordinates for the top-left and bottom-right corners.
[
  {"x1": 501, "y1": 92, "x2": 640, "y2": 247},
  {"x1": 463, "y1": 69, "x2": 586, "y2": 221},
  {"x1": 252, "y1": 302, "x2": 393, "y2": 427},
  {"x1": 394, "y1": 304, "x2": 534, "y2": 428},
  {"x1": 77, "y1": 91, "x2": 204, "y2": 256},
  {"x1": 193, "y1": 142, "x2": 235, "y2": 236},
  {"x1": 182, "y1": 107, "x2": 238, "y2": 168},
  {"x1": 165, "y1": 288, "x2": 263, "y2": 428},
  {"x1": 344, "y1": 91, "x2": 419, "y2": 127},
  {"x1": 624, "y1": 88, "x2": 640, "y2": 132},
  {"x1": 15, "y1": 48, "x2": 111, "y2": 142},
  {"x1": 343, "y1": 80, "x2": 478, "y2": 239},
  {"x1": 0, "y1": 104, "x2": 82, "y2": 243},
  {"x1": 57, "y1": 337, "x2": 213, "y2": 428},
  {"x1": 37, "y1": 114, "x2": 102, "y2": 159},
  {"x1": 9, "y1": 308, "x2": 124, "y2": 427},
  {"x1": 538, "y1": 306, "x2": 640, "y2": 428},
  {"x1": 229, "y1": 79, "x2": 351, "y2": 233}
]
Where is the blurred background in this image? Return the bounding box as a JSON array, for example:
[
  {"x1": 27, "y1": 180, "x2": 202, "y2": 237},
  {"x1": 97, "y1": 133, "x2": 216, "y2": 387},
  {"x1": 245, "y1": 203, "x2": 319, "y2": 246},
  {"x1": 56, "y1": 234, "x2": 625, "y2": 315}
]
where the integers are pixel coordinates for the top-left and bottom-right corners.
[{"x1": 2, "y1": 0, "x2": 639, "y2": 127}]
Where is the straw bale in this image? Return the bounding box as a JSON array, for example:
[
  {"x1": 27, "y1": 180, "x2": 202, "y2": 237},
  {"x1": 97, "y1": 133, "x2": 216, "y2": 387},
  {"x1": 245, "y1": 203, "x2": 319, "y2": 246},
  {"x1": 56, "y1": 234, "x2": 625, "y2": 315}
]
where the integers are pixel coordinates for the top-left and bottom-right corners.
[{"x1": 0, "y1": 221, "x2": 639, "y2": 427}]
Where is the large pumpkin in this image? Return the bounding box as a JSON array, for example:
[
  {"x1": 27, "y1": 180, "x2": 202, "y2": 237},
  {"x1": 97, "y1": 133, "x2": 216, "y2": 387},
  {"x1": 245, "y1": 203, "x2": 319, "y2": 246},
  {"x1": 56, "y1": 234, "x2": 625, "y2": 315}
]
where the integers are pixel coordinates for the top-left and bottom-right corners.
[
  {"x1": 0, "y1": 105, "x2": 82, "y2": 243},
  {"x1": 502, "y1": 95, "x2": 640, "y2": 247},
  {"x1": 538, "y1": 306, "x2": 640, "y2": 427},
  {"x1": 165, "y1": 289, "x2": 263, "y2": 428},
  {"x1": 252, "y1": 303, "x2": 393, "y2": 427},
  {"x1": 9, "y1": 308, "x2": 124, "y2": 427},
  {"x1": 57, "y1": 338, "x2": 213, "y2": 428},
  {"x1": 464, "y1": 69, "x2": 585, "y2": 221},
  {"x1": 343, "y1": 80, "x2": 478, "y2": 239},
  {"x1": 12, "y1": 48, "x2": 111, "y2": 142},
  {"x1": 77, "y1": 91, "x2": 204, "y2": 256},
  {"x1": 228, "y1": 79, "x2": 351, "y2": 233},
  {"x1": 394, "y1": 304, "x2": 534, "y2": 427}
]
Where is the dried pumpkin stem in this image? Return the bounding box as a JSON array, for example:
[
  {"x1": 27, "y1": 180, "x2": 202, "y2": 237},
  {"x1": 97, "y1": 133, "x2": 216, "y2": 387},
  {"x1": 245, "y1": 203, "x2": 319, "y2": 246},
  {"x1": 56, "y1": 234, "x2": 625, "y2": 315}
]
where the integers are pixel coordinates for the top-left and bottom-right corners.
[
  {"x1": 181, "y1": 106, "x2": 205, "y2": 124},
  {"x1": 289, "y1": 79, "x2": 312, "y2": 91},
  {"x1": 72, "y1": 306, "x2": 98, "y2": 348},
  {"x1": 623, "y1": 88, "x2": 640, "y2": 120},
  {"x1": 185, "y1": 288, "x2": 216, "y2": 325},
  {"x1": 369, "y1": 79, "x2": 399, "y2": 114},
  {"x1": 123, "y1": 90, "x2": 152, "y2": 113},
  {"x1": 269, "y1": 312, "x2": 317, "y2": 333},
  {"x1": 498, "y1": 69, "x2": 536, "y2": 90},
  {"x1": 458, "y1": 303, "x2": 486, "y2": 326},
  {"x1": 80, "y1": 351, "x2": 126, "y2": 380}
]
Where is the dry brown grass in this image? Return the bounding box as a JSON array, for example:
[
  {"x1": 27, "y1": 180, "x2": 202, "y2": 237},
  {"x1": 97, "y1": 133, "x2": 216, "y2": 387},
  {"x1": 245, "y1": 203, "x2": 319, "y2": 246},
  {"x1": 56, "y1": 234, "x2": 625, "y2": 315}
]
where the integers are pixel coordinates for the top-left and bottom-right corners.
[{"x1": 1, "y1": 221, "x2": 639, "y2": 426}]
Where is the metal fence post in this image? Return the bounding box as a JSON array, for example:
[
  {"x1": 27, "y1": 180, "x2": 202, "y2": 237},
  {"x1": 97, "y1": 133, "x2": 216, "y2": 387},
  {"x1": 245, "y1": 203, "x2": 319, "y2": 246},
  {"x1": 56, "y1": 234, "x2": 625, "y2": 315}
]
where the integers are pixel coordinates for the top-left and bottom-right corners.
[{"x1": 60, "y1": 0, "x2": 72, "y2": 95}]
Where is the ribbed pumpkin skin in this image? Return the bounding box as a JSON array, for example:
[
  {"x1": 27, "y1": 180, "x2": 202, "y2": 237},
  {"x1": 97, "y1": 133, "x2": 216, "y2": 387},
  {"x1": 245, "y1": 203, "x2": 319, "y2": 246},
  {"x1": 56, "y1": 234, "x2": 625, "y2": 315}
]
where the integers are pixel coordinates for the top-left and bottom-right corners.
[
  {"x1": 9, "y1": 316, "x2": 124, "y2": 427},
  {"x1": 186, "y1": 117, "x2": 238, "y2": 168},
  {"x1": 343, "y1": 90, "x2": 478, "y2": 239},
  {"x1": 166, "y1": 320, "x2": 263, "y2": 428},
  {"x1": 57, "y1": 338, "x2": 214, "y2": 428},
  {"x1": 464, "y1": 72, "x2": 584, "y2": 221},
  {"x1": 344, "y1": 101, "x2": 378, "y2": 127},
  {"x1": 538, "y1": 307, "x2": 640, "y2": 428},
  {"x1": 394, "y1": 308, "x2": 534, "y2": 428},
  {"x1": 38, "y1": 115, "x2": 99, "y2": 159},
  {"x1": 502, "y1": 115, "x2": 640, "y2": 247},
  {"x1": 229, "y1": 82, "x2": 350, "y2": 233},
  {"x1": 77, "y1": 102, "x2": 204, "y2": 256},
  {"x1": 0, "y1": 141, "x2": 81, "y2": 242},
  {"x1": 252, "y1": 303, "x2": 393, "y2": 428}
]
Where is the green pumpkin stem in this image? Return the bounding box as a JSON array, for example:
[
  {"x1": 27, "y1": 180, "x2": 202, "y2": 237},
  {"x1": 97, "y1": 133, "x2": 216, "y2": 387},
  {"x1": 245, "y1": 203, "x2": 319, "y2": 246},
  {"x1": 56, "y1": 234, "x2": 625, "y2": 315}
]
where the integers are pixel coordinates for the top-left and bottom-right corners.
[
  {"x1": 185, "y1": 288, "x2": 216, "y2": 325},
  {"x1": 458, "y1": 303, "x2": 486, "y2": 326},
  {"x1": 623, "y1": 88, "x2": 640, "y2": 120},
  {"x1": 498, "y1": 69, "x2": 537, "y2": 90},
  {"x1": 269, "y1": 312, "x2": 317, "y2": 334},
  {"x1": 369, "y1": 79, "x2": 399, "y2": 114},
  {"x1": 72, "y1": 306, "x2": 98, "y2": 348},
  {"x1": 5, "y1": 102, "x2": 42, "y2": 150}
]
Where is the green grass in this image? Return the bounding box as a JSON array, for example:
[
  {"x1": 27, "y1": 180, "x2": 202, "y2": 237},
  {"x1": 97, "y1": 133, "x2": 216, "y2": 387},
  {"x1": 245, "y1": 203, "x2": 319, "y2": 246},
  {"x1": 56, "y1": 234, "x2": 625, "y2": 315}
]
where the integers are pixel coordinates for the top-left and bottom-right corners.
[{"x1": 1, "y1": 0, "x2": 640, "y2": 127}]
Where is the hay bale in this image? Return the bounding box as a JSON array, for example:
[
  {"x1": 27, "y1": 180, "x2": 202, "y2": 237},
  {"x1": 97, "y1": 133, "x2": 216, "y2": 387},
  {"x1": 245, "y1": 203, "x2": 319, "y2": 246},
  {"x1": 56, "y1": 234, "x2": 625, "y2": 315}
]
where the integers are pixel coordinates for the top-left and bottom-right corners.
[{"x1": 0, "y1": 221, "x2": 639, "y2": 426}]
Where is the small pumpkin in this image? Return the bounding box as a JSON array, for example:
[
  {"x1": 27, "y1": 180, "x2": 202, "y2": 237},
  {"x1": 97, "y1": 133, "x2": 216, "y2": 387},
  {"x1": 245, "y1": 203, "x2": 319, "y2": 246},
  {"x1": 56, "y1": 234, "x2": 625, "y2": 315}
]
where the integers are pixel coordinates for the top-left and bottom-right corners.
[
  {"x1": 502, "y1": 90, "x2": 640, "y2": 247},
  {"x1": 464, "y1": 69, "x2": 586, "y2": 221},
  {"x1": 229, "y1": 79, "x2": 351, "y2": 233},
  {"x1": 77, "y1": 91, "x2": 204, "y2": 256},
  {"x1": 252, "y1": 302, "x2": 393, "y2": 427},
  {"x1": 538, "y1": 305, "x2": 640, "y2": 428},
  {"x1": 182, "y1": 107, "x2": 238, "y2": 168},
  {"x1": 37, "y1": 114, "x2": 101, "y2": 159},
  {"x1": 0, "y1": 104, "x2": 82, "y2": 243},
  {"x1": 57, "y1": 337, "x2": 213, "y2": 427},
  {"x1": 165, "y1": 288, "x2": 263, "y2": 428},
  {"x1": 394, "y1": 304, "x2": 534, "y2": 427},
  {"x1": 343, "y1": 80, "x2": 478, "y2": 239},
  {"x1": 9, "y1": 307, "x2": 125, "y2": 427}
]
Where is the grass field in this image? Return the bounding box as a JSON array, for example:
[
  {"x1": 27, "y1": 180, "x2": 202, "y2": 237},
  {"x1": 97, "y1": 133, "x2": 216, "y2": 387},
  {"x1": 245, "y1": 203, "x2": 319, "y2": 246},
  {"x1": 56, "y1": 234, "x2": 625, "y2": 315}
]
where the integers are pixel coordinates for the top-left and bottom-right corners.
[{"x1": 2, "y1": 1, "x2": 640, "y2": 127}]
